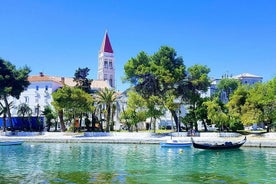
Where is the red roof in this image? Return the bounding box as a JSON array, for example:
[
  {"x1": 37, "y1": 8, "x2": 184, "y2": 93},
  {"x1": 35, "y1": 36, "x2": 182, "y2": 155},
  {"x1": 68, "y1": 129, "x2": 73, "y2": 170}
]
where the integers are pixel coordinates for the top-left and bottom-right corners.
[{"x1": 100, "y1": 31, "x2": 113, "y2": 53}]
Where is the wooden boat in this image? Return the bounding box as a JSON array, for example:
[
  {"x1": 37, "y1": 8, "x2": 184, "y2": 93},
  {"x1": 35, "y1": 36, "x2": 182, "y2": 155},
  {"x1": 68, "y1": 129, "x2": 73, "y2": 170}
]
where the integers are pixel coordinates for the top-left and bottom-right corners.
[
  {"x1": 160, "y1": 139, "x2": 192, "y2": 148},
  {"x1": 191, "y1": 137, "x2": 246, "y2": 150},
  {"x1": 0, "y1": 141, "x2": 24, "y2": 146}
]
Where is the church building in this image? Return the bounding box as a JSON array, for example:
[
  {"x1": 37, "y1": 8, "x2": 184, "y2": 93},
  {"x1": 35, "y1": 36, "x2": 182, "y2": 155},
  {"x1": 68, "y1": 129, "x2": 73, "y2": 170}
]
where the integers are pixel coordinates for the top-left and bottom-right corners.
[{"x1": 1, "y1": 31, "x2": 115, "y2": 125}]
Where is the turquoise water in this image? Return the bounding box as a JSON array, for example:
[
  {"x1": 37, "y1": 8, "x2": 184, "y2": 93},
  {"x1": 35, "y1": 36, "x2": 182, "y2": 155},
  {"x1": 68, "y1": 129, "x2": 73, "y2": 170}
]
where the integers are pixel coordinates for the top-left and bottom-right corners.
[{"x1": 0, "y1": 143, "x2": 276, "y2": 184}]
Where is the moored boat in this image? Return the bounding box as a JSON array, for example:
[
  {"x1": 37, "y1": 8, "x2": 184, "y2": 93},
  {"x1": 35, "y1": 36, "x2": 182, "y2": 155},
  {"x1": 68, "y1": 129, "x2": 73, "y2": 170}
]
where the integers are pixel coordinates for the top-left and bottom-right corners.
[
  {"x1": 0, "y1": 141, "x2": 24, "y2": 146},
  {"x1": 160, "y1": 139, "x2": 192, "y2": 148},
  {"x1": 191, "y1": 137, "x2": 246, "y2": 150}
]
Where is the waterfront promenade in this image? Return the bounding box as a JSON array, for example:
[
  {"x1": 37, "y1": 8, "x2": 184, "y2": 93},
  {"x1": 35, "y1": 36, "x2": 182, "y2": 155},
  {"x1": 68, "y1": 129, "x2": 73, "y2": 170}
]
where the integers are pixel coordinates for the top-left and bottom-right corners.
[{"x1": 1, "y1": 131, "x2": 276, "y2": 147}]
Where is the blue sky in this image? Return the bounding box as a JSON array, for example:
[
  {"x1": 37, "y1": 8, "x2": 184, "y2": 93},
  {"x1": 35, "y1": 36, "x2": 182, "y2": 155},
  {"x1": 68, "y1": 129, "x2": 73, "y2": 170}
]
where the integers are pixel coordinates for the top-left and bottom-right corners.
[{"x1": 1, "y1": 0, "x2": 276, "y2": 91}]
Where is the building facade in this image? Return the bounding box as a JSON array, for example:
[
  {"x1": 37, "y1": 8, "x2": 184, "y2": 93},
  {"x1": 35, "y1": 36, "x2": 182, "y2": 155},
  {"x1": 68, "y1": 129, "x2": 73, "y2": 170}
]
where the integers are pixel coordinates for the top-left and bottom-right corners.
[
  {"x1": 203, "y1": 73, "x2": 263, "y2": 102},
  {"x1": 232, "y1": 73, "x2": 263, "y2": 85},
  {"x1": 1, "y1": 31, "x2": 113, "y2": 128}
]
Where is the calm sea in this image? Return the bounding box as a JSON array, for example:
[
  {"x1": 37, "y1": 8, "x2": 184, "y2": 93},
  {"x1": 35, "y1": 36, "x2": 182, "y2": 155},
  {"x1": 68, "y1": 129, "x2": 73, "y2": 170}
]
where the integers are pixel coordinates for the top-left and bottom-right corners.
[{"x1": 0, "y1": 143, "x2": 275, "y2": 184}]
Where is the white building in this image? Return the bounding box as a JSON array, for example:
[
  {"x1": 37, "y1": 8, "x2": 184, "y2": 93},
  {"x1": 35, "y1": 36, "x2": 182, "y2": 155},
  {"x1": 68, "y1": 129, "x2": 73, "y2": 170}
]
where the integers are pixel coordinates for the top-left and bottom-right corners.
[
  {"x1": 7, "y1": 73, "x2": 111, "y2": 118},
  {"x1": 203, "y1": 73, "x2": 263, "y2": 100},
  {"x1": 200, "y1": 78, "x2": 220, "y2": 98},
  {"x1": 232, "y1": 73, "x2": 263, "y2": 85},
  {"x1": 1, "y1": 31, "x2": 113, "y2": 121}
]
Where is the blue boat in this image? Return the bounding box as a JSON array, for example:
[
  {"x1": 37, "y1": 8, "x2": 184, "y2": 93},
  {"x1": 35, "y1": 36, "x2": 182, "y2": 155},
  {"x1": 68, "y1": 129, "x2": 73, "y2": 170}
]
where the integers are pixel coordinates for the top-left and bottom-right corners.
[
  {"x1": 0, "y1": 141, "x2": 24, "y2": 146},
  {"x1": 160, "y1": 140, "x2": 192, "y2": 148}
]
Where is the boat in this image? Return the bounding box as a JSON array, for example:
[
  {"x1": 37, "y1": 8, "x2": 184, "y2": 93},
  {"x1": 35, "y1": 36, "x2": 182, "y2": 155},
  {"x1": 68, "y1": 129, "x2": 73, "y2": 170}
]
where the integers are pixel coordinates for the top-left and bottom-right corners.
[
  {"x1": 191, "y1": 137, "x2": 246, "y2": 150},
  {"x1": 0, "y1": 141, "x2": 24, "y2": 146},
  {"x1": 160, "y1": 139, "x2": 192, "y2": 148}
]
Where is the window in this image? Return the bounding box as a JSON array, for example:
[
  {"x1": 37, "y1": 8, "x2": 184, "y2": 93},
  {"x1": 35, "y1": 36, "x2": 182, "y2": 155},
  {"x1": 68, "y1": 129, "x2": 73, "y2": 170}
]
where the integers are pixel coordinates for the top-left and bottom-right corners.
[
  {"x1": 24, "y1": 96, "x2": 29, "y2": 103},
  {"x1": 45, "y1": 85, "x2": 48, "y2": 91},
  {"x1": 109, "y1": 61, "x2": 113, "y2": 69},
  {"x1": 104, "y1": 60, "x2": 108, "y2": 68},
  {"x1": 36, "y1": 86, "x2": 39, "y2": 91},
  {"x1": 104, "y1": 74, "x2": 107, "y2": 81}
]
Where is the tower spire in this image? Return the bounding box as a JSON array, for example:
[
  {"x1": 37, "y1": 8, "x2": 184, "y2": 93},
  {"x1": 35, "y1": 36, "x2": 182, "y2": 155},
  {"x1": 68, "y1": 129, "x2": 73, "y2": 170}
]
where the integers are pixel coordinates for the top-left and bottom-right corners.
[
  {"x1": 98, "y1": 31, "x2": 115, "y2": 88},
  {"x1": 100, "y1": 31, "x2": 113, "y2": 53}
]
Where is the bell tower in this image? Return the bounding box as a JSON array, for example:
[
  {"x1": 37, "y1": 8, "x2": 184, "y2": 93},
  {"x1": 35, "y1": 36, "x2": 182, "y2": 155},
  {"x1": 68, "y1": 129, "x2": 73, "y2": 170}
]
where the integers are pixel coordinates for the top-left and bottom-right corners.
[{"x1": 98, "y1": 31, "x2": 115, "y2": 88}]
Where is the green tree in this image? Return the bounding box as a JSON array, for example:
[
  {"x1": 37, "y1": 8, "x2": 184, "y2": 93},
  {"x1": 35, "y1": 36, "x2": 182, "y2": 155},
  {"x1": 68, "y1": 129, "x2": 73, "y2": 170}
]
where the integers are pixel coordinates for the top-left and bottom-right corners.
[
  {"x1": 124, "y1": 46, "x2": 186, "y2": 131},
  {"x1": 151, "y1": 46, "x2": 187, "y2": 131},
  {"x1": 95, "y1": 88, "x2": 117, "y2": 132},
  {"x1": 120, "y1": 91, "x2": 147, "y2": 132},
  {"x1": 17, "y1": 103, "x2": 32, "y2": 131},
  {"x1": 195, "y1": 97, "x2": 210, "y2": 132},
  {"x1": 42, "y1": 106, "x2": 56, "y2": 132},
  {"x1": 0, "y1": 58, "x2": 31, "y2": 130},
  {"x1": 181, "y1": 64, "x2": 211, "y2": 131},
  {"x1": 242, "y1": 81, "x2": 276, "y2": 132},
  {"x1": 163, "y1": 92, "x2": 181, "y2": 132},
  {"x1": 0, "y1": 101, "x2": 12, "y2": 132},
  {"x1": 204, "y1": 97, "x2": 229, "y2": 131},
  {"x1": 52, "y1": 86, "x2": 94, "y2": 132},
  {"x1": 73, "y1": 67, "x2": 92, "y2": 93},
  {"x1": 227, "y1": 85, "x2": 250, "y2": 127},
  {"x1": 217, "y1": 78, "x2": 240, "y2": 102},
  {"x1": 123, "y1": 51, "x2": 151, "y2": 85},
  {"x1": 146, "y1": 95, "x2": 165, "y2": 132}
]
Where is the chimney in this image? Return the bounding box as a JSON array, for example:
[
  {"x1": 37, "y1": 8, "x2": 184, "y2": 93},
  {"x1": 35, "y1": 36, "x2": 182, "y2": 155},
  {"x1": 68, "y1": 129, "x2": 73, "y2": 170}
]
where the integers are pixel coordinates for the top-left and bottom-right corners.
[{"x1": 39, "y1": 72, "x2": 44, "y2": 77}]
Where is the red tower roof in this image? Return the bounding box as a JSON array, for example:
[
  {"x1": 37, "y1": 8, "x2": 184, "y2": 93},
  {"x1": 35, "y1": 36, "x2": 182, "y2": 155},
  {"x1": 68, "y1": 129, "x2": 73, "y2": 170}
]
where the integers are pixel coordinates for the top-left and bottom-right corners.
[{"x1": 100, "y1": 31, "x2": 113, "y2": 53}]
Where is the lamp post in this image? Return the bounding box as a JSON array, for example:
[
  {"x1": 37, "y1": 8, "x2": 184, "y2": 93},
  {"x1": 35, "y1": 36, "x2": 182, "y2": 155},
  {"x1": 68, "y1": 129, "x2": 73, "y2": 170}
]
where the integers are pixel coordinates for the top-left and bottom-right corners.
[{"x1": 36, "y1": 104, "x2": 40, "y2": 118}]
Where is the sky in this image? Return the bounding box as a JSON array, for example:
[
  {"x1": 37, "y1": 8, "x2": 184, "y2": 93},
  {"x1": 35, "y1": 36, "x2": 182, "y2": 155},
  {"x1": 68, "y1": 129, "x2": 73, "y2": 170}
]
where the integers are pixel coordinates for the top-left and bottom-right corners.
[{"x1": 1, "y1": 0, "x2": 276, "y2": 91}]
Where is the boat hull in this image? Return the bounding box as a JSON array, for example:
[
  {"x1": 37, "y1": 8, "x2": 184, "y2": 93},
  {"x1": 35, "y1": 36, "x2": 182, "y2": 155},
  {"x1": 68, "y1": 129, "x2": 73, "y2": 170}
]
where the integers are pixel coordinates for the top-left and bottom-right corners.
[
  {"x1": 160, "y1": 142, "x2": 192, "y2": 148},
  {"x1": 191, "y1": 137, "x2": 246, "y2": 150}
]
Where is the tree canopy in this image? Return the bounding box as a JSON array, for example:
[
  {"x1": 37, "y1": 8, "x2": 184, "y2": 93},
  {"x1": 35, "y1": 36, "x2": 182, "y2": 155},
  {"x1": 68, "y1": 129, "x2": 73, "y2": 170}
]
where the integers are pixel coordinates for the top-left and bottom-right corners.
[
  {"x1": 217, "y1": 78, "x2": 240, "y2": 101},
  {"x1": 120, "y1": 90, "x2": 147, "y2": 132},
  {"x1": 52, "y1": 86, "x2": 94, "y2": 131},
  {"x1": 124, "y1": 46, "x2": 187, "y2": 130},
  {"x1": 73, "y1": 67, "x2": 92, "y2": 93},
  {"x1": 0, "y1": 58, "x2": 31, "y2": 130}
]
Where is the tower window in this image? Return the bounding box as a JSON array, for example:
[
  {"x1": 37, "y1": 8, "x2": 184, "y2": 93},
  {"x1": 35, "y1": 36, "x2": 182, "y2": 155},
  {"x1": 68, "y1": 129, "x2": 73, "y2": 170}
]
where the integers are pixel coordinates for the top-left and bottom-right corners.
[
  {"x1": 104, "y1": 74, "x2": 107, "y2": 81},
  {"x1": 109, "y1": 79, "x2": 113, "y2": 87},
  {"x1": 104, "y1": 60, "x2": 108, "y2": 68},
  {"x1": 109, "y1": 62, "x2": 113, "y2": 69}
]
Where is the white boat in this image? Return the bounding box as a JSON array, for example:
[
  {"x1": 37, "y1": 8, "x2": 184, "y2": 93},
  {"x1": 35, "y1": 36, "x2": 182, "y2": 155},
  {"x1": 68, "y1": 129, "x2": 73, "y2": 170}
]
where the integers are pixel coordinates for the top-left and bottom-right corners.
[
  {"x1": 160, "y1": 139, "x2": 192, "y2": 148},
  {"x1": 0, "y1": 141, "x2": 24, "y2": 146}
]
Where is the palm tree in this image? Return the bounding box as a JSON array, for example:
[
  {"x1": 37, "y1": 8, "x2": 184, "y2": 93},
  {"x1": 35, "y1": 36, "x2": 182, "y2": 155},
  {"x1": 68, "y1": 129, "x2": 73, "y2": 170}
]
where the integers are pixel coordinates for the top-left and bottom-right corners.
[
  {"x1": 42, "y1": 106, "x2": 56, "y2": 132},
  {"x1": 95, "y1": 88, "x2": 117, "y2": 132},
  {"x1": 0, "y1": 102, "x2": 10, "y2": 132},
  {"x1": 17, "y1": 103, "x2": 32, "y2": 131}
]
